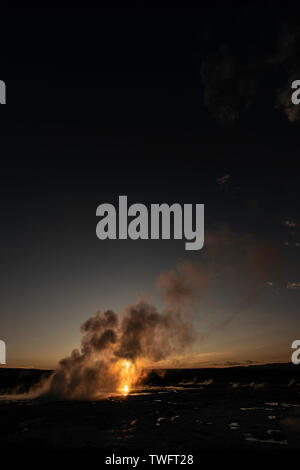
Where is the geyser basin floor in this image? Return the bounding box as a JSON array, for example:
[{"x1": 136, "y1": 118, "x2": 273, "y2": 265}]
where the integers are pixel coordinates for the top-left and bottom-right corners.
[{"x1": 0, "y1": 384, "x2": 300, "y2": 452}]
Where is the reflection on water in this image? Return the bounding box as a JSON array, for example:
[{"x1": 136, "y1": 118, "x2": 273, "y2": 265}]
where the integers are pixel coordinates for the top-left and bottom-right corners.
[
  {"x1": 244, "y1": 433, "x2": 287, "y2": 446},
  {"x1": 240, "y1": 407, "x2": 264, "y2": 411},
  {"x1": 229, "y1": 422, "x2": 240, "y2": 430}
]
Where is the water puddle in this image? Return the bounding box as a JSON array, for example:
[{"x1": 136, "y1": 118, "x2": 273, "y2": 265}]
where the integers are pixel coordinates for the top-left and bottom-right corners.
[
  {"x1": 170, "y1": 415, "x2": 180, "y2": 421},
  {"x1": 228, "y1": 422, "x2": 240, "y2": 430}
]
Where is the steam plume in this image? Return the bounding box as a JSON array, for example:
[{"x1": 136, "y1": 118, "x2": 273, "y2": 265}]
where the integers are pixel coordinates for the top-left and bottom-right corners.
[{"x1": 44, "y1": 278, "x2": 194, "y2": 400}]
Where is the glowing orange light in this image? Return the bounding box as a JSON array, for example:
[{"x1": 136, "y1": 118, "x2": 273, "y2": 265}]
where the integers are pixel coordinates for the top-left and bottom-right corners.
[{"x1": 117, "y1": 359, "x2": 136, "y2": 396}]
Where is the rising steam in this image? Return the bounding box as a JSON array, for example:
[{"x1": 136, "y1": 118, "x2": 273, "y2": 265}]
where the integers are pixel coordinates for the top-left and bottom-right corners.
[{"x1": 43, "y1": 269, "x2": 195, "y2": 400}]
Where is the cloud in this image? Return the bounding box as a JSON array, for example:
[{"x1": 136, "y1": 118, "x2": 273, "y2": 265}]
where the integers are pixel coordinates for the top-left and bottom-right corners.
[
  {"x1": 284, "y1": 220, "x2": 296, "y2": 228},
  {"x1": 286, "y1": 281, "x2": 300, "y2": 290},
  {"x1": 200, "y1": 44, "x2": 256, "y2": 125},
  {"x1": 199, "y1": 12, "x2": 300, "y2": 125}
]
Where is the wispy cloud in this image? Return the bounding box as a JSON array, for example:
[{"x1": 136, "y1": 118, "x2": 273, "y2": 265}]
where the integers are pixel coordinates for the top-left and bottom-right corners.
[
  {"x1": 287, "y1": 281, "x2": 300, "y2": 290},
  {"x1": 284, "y1": 220, "x2": 296, "y2": 228}
]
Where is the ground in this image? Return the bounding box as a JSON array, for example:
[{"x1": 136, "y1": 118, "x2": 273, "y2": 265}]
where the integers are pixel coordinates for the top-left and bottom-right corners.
[{"x1": 0, "y1": 366, "x2": 300, "y2": 456}]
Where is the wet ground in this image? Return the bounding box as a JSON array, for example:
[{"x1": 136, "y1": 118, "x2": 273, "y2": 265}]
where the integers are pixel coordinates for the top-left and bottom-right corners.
[{"x1": 0, "y1": 382, "x2": 300, "y2": 453}]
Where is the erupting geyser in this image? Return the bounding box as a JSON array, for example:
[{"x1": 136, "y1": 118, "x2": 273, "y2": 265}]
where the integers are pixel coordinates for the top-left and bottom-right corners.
[
  {"x1": 37, "y1": 263, "x2": 201, "y2": 400},
  {"x1": 43, "y1": 297, "x2": 193, "y2": 400}
]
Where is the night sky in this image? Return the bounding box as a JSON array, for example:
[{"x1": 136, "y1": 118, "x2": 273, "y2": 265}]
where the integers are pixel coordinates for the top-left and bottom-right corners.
[{"x1": 1, "y1": 5, "x2": 300, "y2": 368}]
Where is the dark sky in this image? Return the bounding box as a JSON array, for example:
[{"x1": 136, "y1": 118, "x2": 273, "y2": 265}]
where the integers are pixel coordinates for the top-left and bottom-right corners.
[{"x1": 1, "y1": 5, "x2": 300, "y2": 367}]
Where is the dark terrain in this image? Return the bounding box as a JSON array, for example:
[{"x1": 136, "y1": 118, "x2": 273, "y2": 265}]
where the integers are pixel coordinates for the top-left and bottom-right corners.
[{"x1": 1, "y1": 364, "x2": 300, "y2": 456}]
